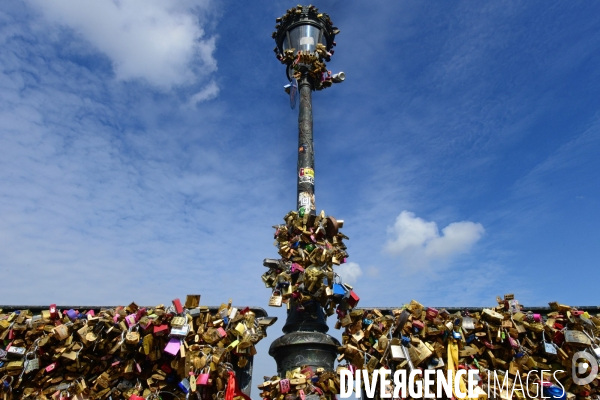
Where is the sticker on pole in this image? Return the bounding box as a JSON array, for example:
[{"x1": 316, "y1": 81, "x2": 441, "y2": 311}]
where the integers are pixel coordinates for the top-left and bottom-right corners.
[
  {"x1": 299, "y1": 168, "x2": 315, "y2": 184},
  {"x1": 298, "y1": 192, "x2": 315, "y2": 212}
]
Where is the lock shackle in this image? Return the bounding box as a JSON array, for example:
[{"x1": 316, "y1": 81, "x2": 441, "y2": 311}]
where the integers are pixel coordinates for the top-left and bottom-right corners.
[
  {"x1": 332, "y1": 272, "x2": 342, "y2": 284},
  {"x1": 1, "y1": 374, "x2": 14, "y2": 387},
  {"x1": 74, "y1": 342, "x2": 84, "y2": 358}
]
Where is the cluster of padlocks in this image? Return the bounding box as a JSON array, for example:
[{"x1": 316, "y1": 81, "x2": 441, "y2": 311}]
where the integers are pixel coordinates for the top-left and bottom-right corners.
[
  {"x1": 257, "y1": 367, "x2": 341, "y2": 400},
  {"x1": 259, "y1": 209, "x2": 358, "y2": 400},
  {"x1": 271, "y1": 5, "x2": 341, "y2": 91},
  {"x1": 0, "y1": 296, "x2": 276, "y2": 399},
  {"x1": 263, "y1": 210, "x2": 358, "y2": 316},
  {"x1": 336, "y1": 295, "x2": 600, "y2": 399}
]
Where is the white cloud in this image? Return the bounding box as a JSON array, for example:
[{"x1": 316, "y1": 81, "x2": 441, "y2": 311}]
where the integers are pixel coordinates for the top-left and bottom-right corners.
[
  {"x1": 190, "y1": 80, "x2": 219, "y2": 105},
  {"x1": 385, "y1": 211, "x2": 484, "y2": 269},
  {"x1": 336, "y1": 262, "x2": 362, "y2": 284},
  {"x1": 27, "y1": 0, "x2": 217, "y2": 89}
]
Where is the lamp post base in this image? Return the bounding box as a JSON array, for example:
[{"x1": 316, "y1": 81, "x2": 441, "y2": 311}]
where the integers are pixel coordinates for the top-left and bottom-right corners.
[{"x1": 269, "y1": 331, "x2": 340, "y2": 377}]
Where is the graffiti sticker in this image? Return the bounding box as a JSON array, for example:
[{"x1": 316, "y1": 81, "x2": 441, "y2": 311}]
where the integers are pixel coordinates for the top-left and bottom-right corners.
[
  {"x1": 298, "y1": 191, "x2": 315, "y2": 211},
  {"x1": 299, "y1": 168, "x2": 315, "y2": 185}
]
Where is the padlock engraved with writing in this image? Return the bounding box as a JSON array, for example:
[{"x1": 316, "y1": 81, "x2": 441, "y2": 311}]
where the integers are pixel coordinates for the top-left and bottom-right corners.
[{"x1": 269, "y1": 290, "x2": 283, "y2": 307}]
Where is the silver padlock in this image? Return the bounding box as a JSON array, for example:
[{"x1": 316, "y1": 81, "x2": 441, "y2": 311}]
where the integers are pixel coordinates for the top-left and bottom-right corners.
[
  {"x1": 6, "y1": 346, "x2": 26, "y2": 359},
  {"x1": 23, "y1": 352, "x2": 39, "y2": 374},
  {"x1": 170, "y1": 323, "x2": 191, "y2": 338},
  {"x1": 462, "y1": 316, "x2": 475, "y2": 330},
  {"x1": 541, "y1": 331, "x2": 557, "y2": 355},
  {"x1": 390, "y1": 345, "x2": 406, "y2": 361}
]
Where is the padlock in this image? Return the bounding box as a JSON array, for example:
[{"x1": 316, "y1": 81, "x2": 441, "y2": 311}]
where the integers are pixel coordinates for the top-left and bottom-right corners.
[
  {"x1": 178, "y1": 377, "x2": 190, "y2": 393},
  {"x1": 331, "y1": 281, "x2": 346, "y2": 300},
  {"x1": 390, "y1": 345, "x2": 406, "y2": 361},
  {"x1": 5, "y1": 346, "x2": 25, "y2": 359},
  {"x1": 172, "y1": 298, "x2": 184, "y2": 314},
  {"x1": 23, "y1": 352, "x2": 39, "y2": 374},
  {"x1": 197, "y1": 367, "x2": 211, "y2": 385},
  {"x1": 66, "y1": 308, "x2": 78, "y2": 320},
  {"x1": 126, "y1": 329, "x2": 140, "y2": 345},
  {"x1": 170, "y1": 324, "x2": 191, "y2": 338},
  {"x1": 125, "y1": 314, "x2": 137, "y2": 327},
  {"x1": 280, "y1": 379, "x2": 291, "y2": 394},
  {"x1": 45, "y1": 362, "x2": 58, "y2": 373},
  {"x1": 154, "y1": 324, "x2": 169, "y2": 336},
  {"x1": 53, "y1": 324, "x2": 69, "y2": 340},
  {"x1": 49, "y1": 304, "x2": 58, "y2": 319},
  {"x1": 564, "y1": 330, "x2": 591, "y2": 346},
  {"x1": 269, "y1": 290, "x2": 283, "y2": 307},
  {"x1": 345, "y1": 290, "x2": 360, "y2": 308},
  {"x1": 185, "y1": 294, "x2": 201, "y2": 309},
  {"x1": 171, "y1": 316, "x2": 186, "y2": 327},
  {"x1": 164, "y1": 337, "x2": 181, "y2": 356}
]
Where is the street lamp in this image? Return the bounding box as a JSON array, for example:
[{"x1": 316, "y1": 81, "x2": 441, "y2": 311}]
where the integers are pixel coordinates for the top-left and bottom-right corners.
[
  {"x1": 268, "y1": 5, "x2": 345, "y2": 380},
  {"x1": 272, "y1": 5, "x2": 344, "y2": 215}
]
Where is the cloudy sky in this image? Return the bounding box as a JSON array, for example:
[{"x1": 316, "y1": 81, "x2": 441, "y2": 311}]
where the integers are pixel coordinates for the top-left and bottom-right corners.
[{"x1": 1, "y1": 0, "x2": 599, "y2": 391}]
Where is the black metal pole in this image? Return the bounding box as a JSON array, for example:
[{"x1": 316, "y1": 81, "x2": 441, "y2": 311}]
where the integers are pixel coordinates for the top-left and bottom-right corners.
[
  {"x1": 297, "y1": 76, "x2": 316, "y2": 216},
  {"x1": 269, "y1": 73, "x2": 339, "y2": 377}
]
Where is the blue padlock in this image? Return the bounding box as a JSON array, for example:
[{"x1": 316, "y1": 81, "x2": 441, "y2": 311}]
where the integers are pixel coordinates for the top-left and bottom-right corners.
[{"x1": 332, "y1": 277, "x2": 347, "y2": 300}]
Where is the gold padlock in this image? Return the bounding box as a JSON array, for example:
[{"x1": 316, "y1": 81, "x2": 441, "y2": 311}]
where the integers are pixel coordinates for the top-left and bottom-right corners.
[
  {"x1": 269, "y1": 290, "x2": 283, "y2": 307},
  {"x1": 126, "y1": 330, "x2": 140, "y2": 345}
]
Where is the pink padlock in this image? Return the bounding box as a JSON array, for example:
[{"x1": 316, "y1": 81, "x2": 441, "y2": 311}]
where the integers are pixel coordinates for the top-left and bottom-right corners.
[
  {"x1": 298, "y1": 389, "x2": 306, "y2": 400},
  {"x1": 125, "y1": 314, "x2": 137, "y2": 327},
  {"x1": 291, "y1": 263, "x2": 304, "y2": 273},
  {"x1": 280, "y1": 379, "x2": 291, "y2": 394},
  {"x1": 45, "y1": 362, "x2": 58, "y2": 373},
  {"x1": 164, "y1": 338, "x2": 181, "y2": 356},
  {"x1": 197, "y1": 368, "x2": 210, "y2": 385},
  {"x1": 135, "y1": 307, "x2": 147, "y2": 321},
  {"x1": 217, "y1": 327, "x2": 227, "y2": 338},
  {"x1": 533, "y1": 314, "x2": 541, "y2": 322}
]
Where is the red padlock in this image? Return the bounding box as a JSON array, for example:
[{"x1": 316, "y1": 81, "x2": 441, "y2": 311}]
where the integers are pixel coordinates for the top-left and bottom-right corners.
[
  {"x1": 346, "y1": 290, "x2": 360, "y2": 308},
  {"x1": 172, "y1": 298, "x2": 183, "y2": 314},
  {"x1": 130, "y1": 396, "x2": 146, "y2": 400},
  {"x1": 239, "y1": 307, "x2": 250, "y2": 315},
  {"x1": 425, "y1": 307, "x2": 439, "y2": 321},
  {"x1": 49, "y1": 304, "x2": 58, "y2": 319},
  {"x1": 154, "y1": 324, "x2": 169, "y2": 336},
  {"x1": 412, "y1": 319, "x2": 425, "y2": 330}
]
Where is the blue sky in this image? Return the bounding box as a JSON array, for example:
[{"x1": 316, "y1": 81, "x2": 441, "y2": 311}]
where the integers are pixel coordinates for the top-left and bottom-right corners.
[{"x1": 1, "y1": 0, "x2": 599, "y2": 391}]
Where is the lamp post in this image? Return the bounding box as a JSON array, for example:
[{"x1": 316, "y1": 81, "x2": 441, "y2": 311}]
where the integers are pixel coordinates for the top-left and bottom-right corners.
[{"x1": 268, "y1": 5, "x2": 345, "y2": 379}]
